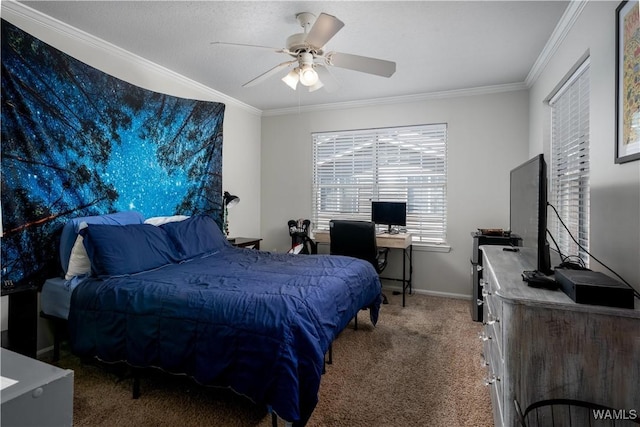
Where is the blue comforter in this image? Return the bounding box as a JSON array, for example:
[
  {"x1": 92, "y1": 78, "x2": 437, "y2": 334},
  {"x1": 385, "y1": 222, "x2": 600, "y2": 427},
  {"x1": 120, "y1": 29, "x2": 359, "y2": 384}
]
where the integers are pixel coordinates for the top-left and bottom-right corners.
[{"x1": 69, "y1": 246, "x2": 382, "y2": 425}]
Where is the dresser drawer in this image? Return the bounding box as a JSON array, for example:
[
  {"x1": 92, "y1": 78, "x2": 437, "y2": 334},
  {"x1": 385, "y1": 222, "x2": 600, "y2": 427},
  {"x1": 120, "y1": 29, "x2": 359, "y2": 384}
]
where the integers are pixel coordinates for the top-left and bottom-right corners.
[
  {"x1": 485, "y1": 299, "x2": 502, "y2": 353},
  {"x1": 482, "y1": 280, "x2": 503, "y2": 358},
  {"x1": 483, "y1": 336, "x2": 504, "y2": 426},
  {"x1": 483, "y1": 328, "x2": 503, "y2": 382},
  {"x1": 487, "y1": 375, "x2": 504, "y2": 427}
]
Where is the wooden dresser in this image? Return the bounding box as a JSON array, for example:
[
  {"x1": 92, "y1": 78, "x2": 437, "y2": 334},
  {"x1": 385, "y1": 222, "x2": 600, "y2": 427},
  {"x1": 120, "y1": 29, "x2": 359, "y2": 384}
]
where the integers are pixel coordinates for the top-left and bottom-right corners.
[{"x1": 480, "y1": 246, "x2": 640, "y2": 427}]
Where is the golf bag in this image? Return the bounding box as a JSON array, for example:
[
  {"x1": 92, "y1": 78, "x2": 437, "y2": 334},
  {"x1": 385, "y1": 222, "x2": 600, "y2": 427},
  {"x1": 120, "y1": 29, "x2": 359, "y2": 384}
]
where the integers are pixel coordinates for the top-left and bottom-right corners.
[{"x1": 287, "y1": 219, "x2": 317, "y2": 255}]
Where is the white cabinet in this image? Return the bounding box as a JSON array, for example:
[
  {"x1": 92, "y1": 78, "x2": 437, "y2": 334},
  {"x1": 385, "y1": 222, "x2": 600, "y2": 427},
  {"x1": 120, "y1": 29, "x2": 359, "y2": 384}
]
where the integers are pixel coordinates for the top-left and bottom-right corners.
[{"x1": 480, "y1": 246, "x2": 640, "y2": 426}]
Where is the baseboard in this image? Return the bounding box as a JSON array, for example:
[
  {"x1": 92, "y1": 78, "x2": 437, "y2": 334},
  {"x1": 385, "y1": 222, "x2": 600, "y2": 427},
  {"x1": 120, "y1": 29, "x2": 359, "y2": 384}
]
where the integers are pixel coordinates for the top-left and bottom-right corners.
[
  {"x1": 417, "y1": 289, "x2": 471, "y2": 300},
  {"x1": 381, "y1": 285, "x2": 470, "y2": 301}
]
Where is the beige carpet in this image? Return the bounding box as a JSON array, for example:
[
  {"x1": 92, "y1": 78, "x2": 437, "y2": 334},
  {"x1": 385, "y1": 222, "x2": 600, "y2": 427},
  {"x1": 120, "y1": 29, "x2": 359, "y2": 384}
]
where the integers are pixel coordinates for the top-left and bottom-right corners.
[{"x1": 52, "y1": 293, "x2": 493, "y2": 426}]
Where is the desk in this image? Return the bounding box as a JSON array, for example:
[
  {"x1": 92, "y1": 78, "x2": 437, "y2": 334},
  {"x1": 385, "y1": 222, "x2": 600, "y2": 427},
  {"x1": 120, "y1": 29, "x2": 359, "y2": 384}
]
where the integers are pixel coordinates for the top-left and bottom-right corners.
[{"x1": 314, "y1": 231, "x2": 413, "y2": 306}]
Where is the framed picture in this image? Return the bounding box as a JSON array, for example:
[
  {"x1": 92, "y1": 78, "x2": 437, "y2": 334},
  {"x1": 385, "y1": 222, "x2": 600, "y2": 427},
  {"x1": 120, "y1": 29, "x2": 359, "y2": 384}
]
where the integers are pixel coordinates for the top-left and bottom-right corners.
[{"x1": 615, "y1": 0, "x2": 640, "y2": 163}]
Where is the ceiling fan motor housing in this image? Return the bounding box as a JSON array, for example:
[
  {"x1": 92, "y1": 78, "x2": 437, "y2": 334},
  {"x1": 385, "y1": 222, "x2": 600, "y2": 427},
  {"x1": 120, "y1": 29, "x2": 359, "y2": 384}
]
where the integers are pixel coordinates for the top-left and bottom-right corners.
[
  {"x1": 286, "y1": 33, "x2": 322, "y2": 56},
  {"x1": 297, "y1": 51, "x2": 314, "y2": 66}
]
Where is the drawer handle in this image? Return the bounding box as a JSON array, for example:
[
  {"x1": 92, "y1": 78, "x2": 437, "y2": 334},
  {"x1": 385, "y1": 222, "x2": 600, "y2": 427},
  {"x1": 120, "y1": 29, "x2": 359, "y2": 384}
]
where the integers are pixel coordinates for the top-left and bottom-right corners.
[
  {"x1": 484, "y1": 314, "x2": 499, "y2": 325},
  {"x1": 476, "y1": 298, "x2": 484, "y2": 306},
  {"x1": 480, "y1": 353, "x2": 489, "y2": 368},
  {"x1": 483, "y1": 374, "x2": 500, "y2": 386},
  {"x1": 478, "y1": 331, "x2": 491, "y2": 341}
]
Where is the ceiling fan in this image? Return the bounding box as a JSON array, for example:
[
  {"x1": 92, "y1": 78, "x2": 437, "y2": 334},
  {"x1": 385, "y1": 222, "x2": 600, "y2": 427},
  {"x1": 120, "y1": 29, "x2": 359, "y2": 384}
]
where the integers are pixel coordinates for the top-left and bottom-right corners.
[{"x1": 212, "y1": 12, "x2": 396, "y2": 92}]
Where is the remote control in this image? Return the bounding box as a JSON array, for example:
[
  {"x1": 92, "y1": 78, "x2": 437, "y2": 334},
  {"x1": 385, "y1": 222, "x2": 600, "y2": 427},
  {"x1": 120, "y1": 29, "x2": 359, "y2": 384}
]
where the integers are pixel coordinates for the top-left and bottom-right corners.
[{"x1": 522, "y1": 270, "x2": 559, "y2": 290}]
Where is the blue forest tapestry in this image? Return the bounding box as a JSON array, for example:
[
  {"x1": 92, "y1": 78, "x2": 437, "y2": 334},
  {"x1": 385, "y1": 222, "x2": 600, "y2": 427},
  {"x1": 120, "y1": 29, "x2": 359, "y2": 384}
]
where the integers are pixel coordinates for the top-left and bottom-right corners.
[{"x1": 1, "y1": 20, "x2": 225, "y2": 287}]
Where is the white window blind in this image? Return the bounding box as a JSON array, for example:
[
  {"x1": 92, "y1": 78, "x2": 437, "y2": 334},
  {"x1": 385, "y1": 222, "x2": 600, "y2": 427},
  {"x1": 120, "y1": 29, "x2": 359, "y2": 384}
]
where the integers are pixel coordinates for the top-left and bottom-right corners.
[
  {"x1": 312, "y1": 123, "x2": 447, "y2": 244},
  {"x1": 549, "y1": 59, "x2": 590, "y2": 263}
]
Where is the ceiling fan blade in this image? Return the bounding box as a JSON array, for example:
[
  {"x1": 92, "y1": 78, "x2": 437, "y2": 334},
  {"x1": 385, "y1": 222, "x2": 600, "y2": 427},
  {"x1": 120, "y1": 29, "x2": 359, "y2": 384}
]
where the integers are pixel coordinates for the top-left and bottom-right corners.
[
  {"x1": 314, "y1": 64, "x2": 339, "y2": 93},
  {"x1": 326, "y1": 52, "x2": 396, "y2": 77},
  {"x1": 242, "y1": 60, "x2": 297, "y2": 87},
  {"x1": 211, "y1": 41, "x2": 288, "y2": 54},
  {"x1": 304, "y1": 13, "x2": 345, "y2": 48}
]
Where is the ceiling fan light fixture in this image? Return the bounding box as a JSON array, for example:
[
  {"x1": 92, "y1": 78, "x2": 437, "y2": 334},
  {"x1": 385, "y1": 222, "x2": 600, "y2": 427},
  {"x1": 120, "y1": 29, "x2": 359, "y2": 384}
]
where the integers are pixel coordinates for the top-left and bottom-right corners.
[
  {"x1": 282, "y1": 68, "x2": 299, "y2": 90},
  {"x1": 309, "y1": 79, "x2": 324, "y2": 92},
  {"x1": 299, "y1": 64, "x2": 319, "y2": 86}
]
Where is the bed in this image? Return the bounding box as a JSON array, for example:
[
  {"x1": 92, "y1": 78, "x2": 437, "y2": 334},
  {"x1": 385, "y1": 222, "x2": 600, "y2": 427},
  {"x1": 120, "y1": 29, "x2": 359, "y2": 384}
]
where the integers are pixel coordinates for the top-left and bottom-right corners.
[{"x1": 43, "y1": 212, "x2": 382, "y2": 426}]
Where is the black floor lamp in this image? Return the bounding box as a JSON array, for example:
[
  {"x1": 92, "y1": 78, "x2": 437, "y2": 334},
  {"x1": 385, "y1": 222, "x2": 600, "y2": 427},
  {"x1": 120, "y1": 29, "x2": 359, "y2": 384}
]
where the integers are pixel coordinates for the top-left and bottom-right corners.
[{"x1": 223, "y1": 191, "x2": 240, "y2": 236}]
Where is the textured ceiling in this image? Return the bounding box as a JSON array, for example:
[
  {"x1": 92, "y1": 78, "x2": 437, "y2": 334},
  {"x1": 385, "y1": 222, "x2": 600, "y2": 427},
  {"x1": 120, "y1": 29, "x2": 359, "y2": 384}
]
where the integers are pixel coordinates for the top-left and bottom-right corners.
[{"x1": 18, "y1": 1, "x2": 569, "y2": 112}]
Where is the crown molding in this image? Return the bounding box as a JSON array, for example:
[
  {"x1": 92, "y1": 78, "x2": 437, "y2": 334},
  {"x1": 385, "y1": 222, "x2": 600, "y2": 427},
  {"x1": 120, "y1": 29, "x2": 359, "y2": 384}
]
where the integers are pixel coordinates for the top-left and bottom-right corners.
[
  {"x1": 525, "y1": 0, "x2": 588, "y2": 87},
  {"x1": 1, "y1": 1, "x2": 261, "y2": 116},
  {"x1": 262, "y1": 82, "x2": 528, "y2": 117}
]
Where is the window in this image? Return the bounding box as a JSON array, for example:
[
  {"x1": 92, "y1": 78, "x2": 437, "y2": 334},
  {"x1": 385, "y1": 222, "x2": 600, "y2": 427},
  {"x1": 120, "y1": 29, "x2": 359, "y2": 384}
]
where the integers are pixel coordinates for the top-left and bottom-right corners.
[
  {"x1": 312, "y1": 124, "x2": 447, "y2": 244},
  {"x1": 548, "y1": 58, "x2": 590, "y2": 263}
]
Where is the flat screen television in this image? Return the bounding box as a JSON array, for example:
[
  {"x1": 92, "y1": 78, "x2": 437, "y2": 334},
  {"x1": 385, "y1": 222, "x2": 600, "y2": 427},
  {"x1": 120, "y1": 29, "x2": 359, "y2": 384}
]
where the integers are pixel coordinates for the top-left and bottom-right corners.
[
  {"x1": 371, "y1": 201, "x2": 406, "y2": 233},
  {"x1": 509, "y1": 154, "x2": 552, "y2": 274}
]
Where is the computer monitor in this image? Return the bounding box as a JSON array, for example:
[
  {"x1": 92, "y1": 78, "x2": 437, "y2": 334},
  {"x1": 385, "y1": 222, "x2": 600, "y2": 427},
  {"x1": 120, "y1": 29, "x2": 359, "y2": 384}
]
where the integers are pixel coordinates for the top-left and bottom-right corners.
[
  {"x1": 371, "y1": 201, "x2": 406, "y2": 233},
  {"x1": 509, "y1": 154, "x2": 552, "y2": 274}
]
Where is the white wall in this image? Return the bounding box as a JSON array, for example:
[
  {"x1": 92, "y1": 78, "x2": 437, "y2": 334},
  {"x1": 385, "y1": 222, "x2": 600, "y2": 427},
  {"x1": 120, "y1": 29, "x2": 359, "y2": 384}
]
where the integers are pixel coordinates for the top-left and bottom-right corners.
[
  {"x1": 261, "y1": 89, "x2": 529, "y2": 297},
  {"x1": 529, "y1": 1, "x2": 640, "y2": 290}
]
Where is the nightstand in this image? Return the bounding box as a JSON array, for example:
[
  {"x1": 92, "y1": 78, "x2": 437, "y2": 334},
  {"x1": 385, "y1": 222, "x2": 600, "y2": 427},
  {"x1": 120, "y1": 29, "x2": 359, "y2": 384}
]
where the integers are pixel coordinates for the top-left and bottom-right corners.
[
  {"x1": 228, "y1": 237, "x2": 262, "y2": 250},
  {"x1": 1, "y1": 284, "x2": 38, "y2": 358}
]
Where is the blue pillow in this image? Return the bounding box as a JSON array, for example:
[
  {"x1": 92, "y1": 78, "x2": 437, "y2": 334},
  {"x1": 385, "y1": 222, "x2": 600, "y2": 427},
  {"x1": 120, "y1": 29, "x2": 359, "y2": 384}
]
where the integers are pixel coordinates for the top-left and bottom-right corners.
[
  {"x1": 81, "y1": 223, "x2": 180, "y2": 277},
  {"x1": 160, "y1": 215, "x2": 228, "y2": 259},
  {"x1": 59, "y1": 211, "x2": 145, "y2": 274}
]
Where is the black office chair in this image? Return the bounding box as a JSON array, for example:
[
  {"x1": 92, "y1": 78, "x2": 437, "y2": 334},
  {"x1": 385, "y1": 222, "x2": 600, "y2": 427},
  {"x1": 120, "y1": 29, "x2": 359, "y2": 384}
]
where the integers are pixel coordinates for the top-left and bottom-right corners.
[{"x1": 329, "y1": 220, "x2": 389, "y2": 305}]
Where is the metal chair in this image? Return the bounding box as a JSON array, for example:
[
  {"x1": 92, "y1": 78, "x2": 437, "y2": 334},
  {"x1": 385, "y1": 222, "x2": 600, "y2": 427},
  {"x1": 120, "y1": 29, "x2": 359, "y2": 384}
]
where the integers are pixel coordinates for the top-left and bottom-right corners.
[{"x1": 329, "y1": 220, "x2": 389, "y2": 307}]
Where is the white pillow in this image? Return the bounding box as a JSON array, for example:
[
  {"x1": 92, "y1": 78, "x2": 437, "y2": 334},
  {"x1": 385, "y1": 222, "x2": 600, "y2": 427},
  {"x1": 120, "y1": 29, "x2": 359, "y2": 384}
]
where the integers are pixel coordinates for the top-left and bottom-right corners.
[
  {"x1": 65, "y1": 222, "x2": 90, "y2": 280},
  {"x1": 144, "y1": 215, "x2": 190, "y2": 226}
]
